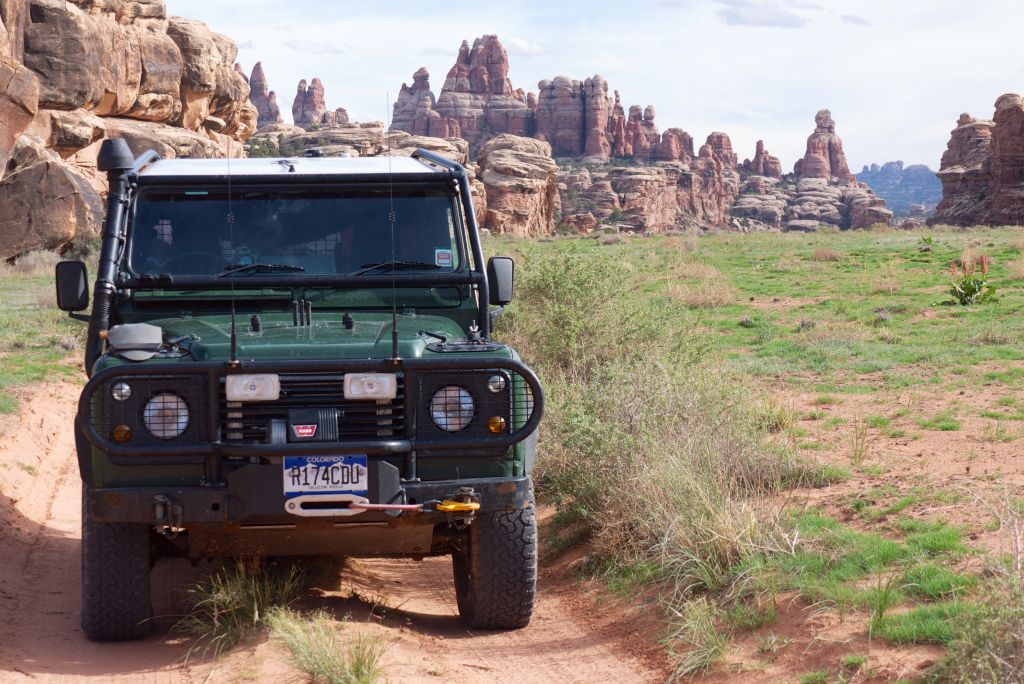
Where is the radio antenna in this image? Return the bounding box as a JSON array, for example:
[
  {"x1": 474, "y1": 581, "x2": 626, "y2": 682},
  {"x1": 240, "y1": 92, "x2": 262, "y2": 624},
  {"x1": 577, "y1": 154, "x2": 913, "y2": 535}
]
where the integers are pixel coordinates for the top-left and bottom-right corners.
[
  {"x1": 227, "y1": 137, "x2": 239, "y2": 366},
  {"x1": 386, "y1": 92, "x2": 399, "y2": 362}
]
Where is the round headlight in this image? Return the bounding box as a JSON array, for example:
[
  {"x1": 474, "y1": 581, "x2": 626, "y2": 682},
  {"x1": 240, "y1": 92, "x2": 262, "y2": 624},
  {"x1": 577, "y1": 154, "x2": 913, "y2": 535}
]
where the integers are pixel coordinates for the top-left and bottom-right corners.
[
  {"x1": 430, "y1": 386, "x2": 474, "y2": 432},
  {"x1": 143, "y1": 393, "x2": 190, "y2": 440},
  {"x1": 486, "y1": 375, "x2": 507, "y2": 393}
]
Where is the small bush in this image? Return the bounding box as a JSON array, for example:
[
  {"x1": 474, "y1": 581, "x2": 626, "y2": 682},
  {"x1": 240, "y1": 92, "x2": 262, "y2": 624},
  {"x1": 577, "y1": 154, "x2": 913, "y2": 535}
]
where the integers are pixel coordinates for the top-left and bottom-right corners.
[
  {"x1": 668, "y1": 281, "x2": 736, "y2": 309},
  {"x1": 11, "y1": 250, "x2": 60, "y2": 276},
  {"x1": 268, "y1": 608, "x2": 386, "y2": 684},
  {"x1": 176, "y1": 561, "x2": 304, "y2": 658},
  {"x1": 811, "y1": 247, "x2": 843, "y2": 262},
  {"x1": 946, "y1": 251, "x2": 996, "y2": 305}
]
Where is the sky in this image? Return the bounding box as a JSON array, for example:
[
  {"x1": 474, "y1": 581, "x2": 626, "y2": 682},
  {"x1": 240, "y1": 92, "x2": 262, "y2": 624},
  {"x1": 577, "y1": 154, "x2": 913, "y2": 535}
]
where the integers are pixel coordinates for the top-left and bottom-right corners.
[{"x1": 166, "y1": 0, "x2": 1024, "y2": 172}]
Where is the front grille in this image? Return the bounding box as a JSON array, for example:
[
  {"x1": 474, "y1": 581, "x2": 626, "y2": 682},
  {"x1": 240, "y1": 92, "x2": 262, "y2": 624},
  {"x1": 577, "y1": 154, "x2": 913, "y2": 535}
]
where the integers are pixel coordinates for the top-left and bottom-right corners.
[{"x1": 219, "y1": 373, "x2": 405, "y2": 444}]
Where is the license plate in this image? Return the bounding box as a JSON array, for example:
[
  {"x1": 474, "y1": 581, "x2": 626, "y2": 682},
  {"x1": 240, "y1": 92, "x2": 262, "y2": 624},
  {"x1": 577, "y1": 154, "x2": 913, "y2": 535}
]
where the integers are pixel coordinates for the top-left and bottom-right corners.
[{"x1": 283, "y1": 455, "x2": 368, "y2": 497}]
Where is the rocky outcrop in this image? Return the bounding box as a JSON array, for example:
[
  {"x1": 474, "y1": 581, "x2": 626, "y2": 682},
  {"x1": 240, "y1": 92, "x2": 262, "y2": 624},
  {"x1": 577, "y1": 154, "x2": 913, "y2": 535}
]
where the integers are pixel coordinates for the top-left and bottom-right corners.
[
  {"x1": 248, "y1": 61, "x2": 283, "y2": 128},
  {"x1": 739, "y1": 110, "x2": 891, "y2": 231},
  {"x1": 929, "y1": 95, "x2": 1024, "y2": 227},
  {"x1": 730, "y1": 176, "x2": 789, "y2": 228},
  {"x1": 794, "y1": 109, "x2": 854, "y2": 184},
  {"x1": 0, "y1": 0, "x2": 257, "y2": 258},
  {"x1": 477, "y1": 134, "x2": 558, "y2": 237},
  {"x1": 931, "y1": 113, "x2": 995, "y2": 225},
  {"x1": 741, "y1": 140, "x2": 782, "y2": 179},
  {"x1": 857, "y1": 161, "x2": 941, "y2": 217},
  {"x1": 0, "y1": 136, "x2": 103, "y2": 257},
  {"x1": 430, "y1": 36, "x2": 533, "y2": 153},
  {"x1": 292, "y1": 77, "x2": 326, "y2": 128}
]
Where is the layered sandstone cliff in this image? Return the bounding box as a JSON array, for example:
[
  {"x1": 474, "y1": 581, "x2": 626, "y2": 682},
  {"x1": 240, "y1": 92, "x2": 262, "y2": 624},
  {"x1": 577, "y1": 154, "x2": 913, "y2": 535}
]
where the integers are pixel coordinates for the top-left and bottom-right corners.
[
  {"x1": 0, "y1": 0, "x2": 257, "y2": 258},
  {"x1": 932, "y1": 95, "x2": 1024, "y2": 226}
]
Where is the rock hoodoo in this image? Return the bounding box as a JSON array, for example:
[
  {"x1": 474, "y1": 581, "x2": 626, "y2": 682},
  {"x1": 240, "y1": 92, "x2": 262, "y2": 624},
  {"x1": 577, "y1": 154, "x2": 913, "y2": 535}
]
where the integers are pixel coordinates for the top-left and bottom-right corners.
[
  {"x1": 794, "y1": 109, "x2": 854, "y2": 184},
  {"x1": 857, "y1": 161, "x2": 941, "y2": 217},
  {"x1": 731, "y1": 110, "x2": 891, "y2": 231},
  {"x1": 391, "y1": 36, "x2": 532, "y2": 154},
  {"x1": 248, "y1": 61, "x2": 283, "y2": 128},
  {"x1": 741, "y1": 140, "x2": 782, "y2": 179},
  {"x1": 0, "y1": 0, "x2": 258, "y2": 259},
  {"x1": 932, "y1": 95, "x2": 1024, "y2": 226}
]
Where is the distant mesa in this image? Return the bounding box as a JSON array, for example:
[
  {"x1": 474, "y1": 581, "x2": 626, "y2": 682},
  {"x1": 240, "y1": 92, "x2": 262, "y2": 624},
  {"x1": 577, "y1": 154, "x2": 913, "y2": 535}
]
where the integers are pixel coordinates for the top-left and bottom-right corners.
[
  {"x1": 931, "y1": 95, "x2": 1024, "y2": 226},
  {"x1": 856, "y1": 161, "x2": 941, "y2": 218}
]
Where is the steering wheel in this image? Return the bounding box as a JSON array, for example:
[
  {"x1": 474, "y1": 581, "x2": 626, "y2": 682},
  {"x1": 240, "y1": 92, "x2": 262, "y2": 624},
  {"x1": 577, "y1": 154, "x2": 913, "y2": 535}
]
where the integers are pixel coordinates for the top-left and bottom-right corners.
[{"x1": 157, "y1": 252, "x2": 226, "y2": 275}]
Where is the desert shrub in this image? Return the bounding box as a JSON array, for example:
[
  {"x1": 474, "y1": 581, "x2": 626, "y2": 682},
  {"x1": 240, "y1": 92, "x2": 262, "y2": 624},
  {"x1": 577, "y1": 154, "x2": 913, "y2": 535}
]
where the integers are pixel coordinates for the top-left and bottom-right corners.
[
  {"x1": 11, "y1": 249, "x2": 60, "y2": 276},
  {"x1": 1007, "y1": 258, "x2": 1024, "y2": 281},
  {"x1": 176, "y1": 561, "x2": 304, "y2": 658},
  {"x1": 268, "y1": 608, "x2": 386, "y2": 684},
  {"x1": 811, "y1": 247, "x2": 844, "y2": 262},
  {"x1": 497, "y1": 246, "x2": 810, "y2": 592},
  {"x1": 946, "y1": 252, "x2": 996, "y2": 305}
]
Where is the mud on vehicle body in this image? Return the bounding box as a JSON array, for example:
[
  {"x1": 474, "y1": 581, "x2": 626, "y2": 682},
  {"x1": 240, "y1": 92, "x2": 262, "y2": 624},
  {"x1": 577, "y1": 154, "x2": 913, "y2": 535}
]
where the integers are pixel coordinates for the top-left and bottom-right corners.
[{"x1": 56, "y1": 139, "x2": 543, "y2": 641}]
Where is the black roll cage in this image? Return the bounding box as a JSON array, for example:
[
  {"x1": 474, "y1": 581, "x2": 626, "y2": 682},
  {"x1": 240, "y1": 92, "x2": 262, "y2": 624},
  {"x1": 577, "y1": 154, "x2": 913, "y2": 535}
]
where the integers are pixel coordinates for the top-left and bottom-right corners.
[{"x1": 87, "y1": 147, "x2": 494, "y2": 373}]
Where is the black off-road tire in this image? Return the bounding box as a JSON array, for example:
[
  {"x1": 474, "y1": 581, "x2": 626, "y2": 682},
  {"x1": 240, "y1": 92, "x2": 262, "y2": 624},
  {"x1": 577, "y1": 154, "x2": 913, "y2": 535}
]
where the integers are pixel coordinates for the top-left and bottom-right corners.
[
  {"x1": 452, "y1": 499, "x2": 537, "y2": 629},
  {"x1": 80, "y1": 491, "x2": 153, "y2": 641}
]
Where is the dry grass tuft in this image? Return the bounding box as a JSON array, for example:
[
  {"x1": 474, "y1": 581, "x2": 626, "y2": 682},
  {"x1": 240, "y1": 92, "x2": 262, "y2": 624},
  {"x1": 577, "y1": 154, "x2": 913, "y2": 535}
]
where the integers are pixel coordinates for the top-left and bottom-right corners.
[
  {"x1": 811, "y1": 247, "x2": 844, "y2": 262},
  {"x1": 11, "y1": 250, "x2": 60, "y2": 276},
  {"x1": 675, "y1": 261, "x2": 722, "y2": 282},
  {"x1": 668, "y1": 281, "x2": 737, "y2": 309},
  {"x1": 870, "y1": 261, "x2": 901, "y2": 294},
  {"x1": 1006, "y1": 259, "x2": 1024, "y2": 281}
]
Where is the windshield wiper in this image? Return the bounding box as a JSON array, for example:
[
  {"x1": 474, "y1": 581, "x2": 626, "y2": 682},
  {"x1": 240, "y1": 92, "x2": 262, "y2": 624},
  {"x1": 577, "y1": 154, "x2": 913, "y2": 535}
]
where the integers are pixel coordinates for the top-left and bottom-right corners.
[
  {"x1": 219, "y1": 263, "x2": 305, "y2": 278},
  {"x1": 352, "y1": 261, "x2": 442, "y2": 275}
]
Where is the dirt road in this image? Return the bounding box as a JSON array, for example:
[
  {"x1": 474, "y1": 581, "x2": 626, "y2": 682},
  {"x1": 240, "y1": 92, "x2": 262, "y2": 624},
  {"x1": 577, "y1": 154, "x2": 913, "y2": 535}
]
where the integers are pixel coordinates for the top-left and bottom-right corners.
[{"x1": 0, "y1": 384, "x2": 658, "y2": 683}]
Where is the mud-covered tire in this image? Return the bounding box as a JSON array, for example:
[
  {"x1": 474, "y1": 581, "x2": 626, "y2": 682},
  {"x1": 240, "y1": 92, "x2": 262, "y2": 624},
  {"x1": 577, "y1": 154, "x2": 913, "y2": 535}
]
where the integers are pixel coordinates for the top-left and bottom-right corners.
[
  {"x1": 452, "y1": 499, "x2": 537, "y2": 630},
  {"x1": 80, "y1": 491, "x2": 153, "y2": 641}
]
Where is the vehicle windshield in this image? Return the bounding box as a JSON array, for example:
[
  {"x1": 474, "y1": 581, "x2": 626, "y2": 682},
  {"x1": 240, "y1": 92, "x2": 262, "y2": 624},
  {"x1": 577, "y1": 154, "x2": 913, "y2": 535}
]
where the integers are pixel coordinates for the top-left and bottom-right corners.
[{"x1": 128, "y1": 186, "x2": 464, "y2": 276}]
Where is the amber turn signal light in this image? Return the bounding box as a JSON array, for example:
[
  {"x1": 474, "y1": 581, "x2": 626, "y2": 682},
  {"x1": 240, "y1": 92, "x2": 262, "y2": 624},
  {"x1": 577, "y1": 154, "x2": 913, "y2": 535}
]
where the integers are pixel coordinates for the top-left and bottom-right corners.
[
  {"x1": 112, "y1": 424, "x2": 132, "y2": 443},
  {"x1": 487, "y1": 416, "x2": 507, "y2": 434}
]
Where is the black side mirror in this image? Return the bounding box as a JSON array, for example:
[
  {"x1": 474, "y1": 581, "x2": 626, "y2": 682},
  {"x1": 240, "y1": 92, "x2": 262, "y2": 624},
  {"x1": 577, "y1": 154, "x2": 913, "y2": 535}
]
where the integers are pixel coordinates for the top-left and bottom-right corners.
[
  {"x1": 487, "y1": 256, "x2": 514, "y2": 306},
  {"x1": 55, "y1": 260, "x2": 89, "y2": 312}
]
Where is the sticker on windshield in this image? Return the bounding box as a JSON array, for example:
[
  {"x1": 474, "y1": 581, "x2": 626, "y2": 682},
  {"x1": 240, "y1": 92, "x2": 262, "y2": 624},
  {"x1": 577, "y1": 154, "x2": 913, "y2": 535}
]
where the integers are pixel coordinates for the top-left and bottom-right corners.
[{"x1": 434, "y1": 249, "x2": 453, "y2": 268}]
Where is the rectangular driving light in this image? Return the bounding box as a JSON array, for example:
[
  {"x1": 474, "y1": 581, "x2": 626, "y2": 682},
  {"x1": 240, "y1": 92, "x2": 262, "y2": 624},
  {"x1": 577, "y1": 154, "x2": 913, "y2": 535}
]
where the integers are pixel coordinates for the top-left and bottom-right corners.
[
  {"x1": 344, "y1": 373, "x2": 397, "y2": 400},
  {"x1": 226, "y1": 374, "x2": 281, "y2": 402}
]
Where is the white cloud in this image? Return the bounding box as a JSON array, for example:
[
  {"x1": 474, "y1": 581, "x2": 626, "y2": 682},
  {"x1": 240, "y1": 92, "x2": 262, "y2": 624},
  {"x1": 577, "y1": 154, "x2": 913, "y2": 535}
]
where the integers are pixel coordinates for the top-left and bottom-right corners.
[
  {"x1": 167, "y1": 0, "x2": 1024, "y2": 169},
  {"x1": 841, "y1": 14, "x2": 871, "y2": 26},
  {"x1": 504, "y1": 36, "x2": 546, "y2": 56},
  {"x1": 715, "y1": 0, "x2": 809, "y2": 28}
]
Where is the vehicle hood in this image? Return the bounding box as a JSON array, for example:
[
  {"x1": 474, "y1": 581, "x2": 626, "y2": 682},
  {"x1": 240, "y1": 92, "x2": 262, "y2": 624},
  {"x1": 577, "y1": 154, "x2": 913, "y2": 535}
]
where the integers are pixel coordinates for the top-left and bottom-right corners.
[{"x1": 150, "y1": 313, "x2": 468, "y2": 361}]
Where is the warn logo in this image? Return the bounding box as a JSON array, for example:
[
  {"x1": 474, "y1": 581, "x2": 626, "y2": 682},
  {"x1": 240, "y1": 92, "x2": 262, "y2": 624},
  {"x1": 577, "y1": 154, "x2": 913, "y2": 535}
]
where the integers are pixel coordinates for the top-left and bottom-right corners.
[{"x1": 291, "y1": 424, "x2": 318, "y2": 439}]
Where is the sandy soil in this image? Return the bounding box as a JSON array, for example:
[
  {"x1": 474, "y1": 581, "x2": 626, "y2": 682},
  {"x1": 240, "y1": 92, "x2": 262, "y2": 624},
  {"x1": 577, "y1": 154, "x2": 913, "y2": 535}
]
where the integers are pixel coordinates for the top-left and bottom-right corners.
[{"x1": 0, "y1": 383, "x2": 661, "y2": 683}]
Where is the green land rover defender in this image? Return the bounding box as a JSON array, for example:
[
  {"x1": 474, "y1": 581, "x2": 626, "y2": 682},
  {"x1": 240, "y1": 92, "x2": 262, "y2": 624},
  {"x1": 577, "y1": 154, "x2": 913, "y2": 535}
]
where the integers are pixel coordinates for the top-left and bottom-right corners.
[{"x1": 55, "y1": 139, "x2": 543, "y2": 641}]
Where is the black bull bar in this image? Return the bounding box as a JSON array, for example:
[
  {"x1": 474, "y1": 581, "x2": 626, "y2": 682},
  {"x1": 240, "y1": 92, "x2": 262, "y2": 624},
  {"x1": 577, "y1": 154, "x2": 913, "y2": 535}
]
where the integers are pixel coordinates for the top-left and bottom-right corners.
[{"x1": 77, "y1": 357, "x2": 543, "y2": 472}]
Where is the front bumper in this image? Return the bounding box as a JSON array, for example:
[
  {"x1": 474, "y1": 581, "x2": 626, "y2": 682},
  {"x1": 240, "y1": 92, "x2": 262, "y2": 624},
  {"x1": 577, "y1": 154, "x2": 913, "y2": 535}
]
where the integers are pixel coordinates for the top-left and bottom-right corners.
[{"x1": 86, "y1": 470, "x2": 534, "y2": 525}]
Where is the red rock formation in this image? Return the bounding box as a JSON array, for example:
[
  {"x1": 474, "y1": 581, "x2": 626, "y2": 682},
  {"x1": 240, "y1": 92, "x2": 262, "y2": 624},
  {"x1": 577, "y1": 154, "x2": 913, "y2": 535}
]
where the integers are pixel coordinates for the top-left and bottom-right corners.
[
  {"x1": 705, "y1": 131, "x2": 737, "y2": 170},
  {"x1": 987, "y1": 94, "x2": 1024, "y2": 224},
  {"x1": 477, "y1": 134, "x2": 559, "y2": 237},
  {"x1": 292, "y1": 77, "x2": 327, "y2": 128},
  {"x1": 534, "y1": 76, "x2": 584, "y2": 156},
  {"x1": 931, "y1": 110, "x2": 999, "y2": 225},
  {"x1": 248, "y1": 61, "x2": 283, "y2": 128},
  {"x1": 583, "y1": 76, "x2": 611, "y2": 159},
  {"x1": 655, "y1": 128, "x2": 693, "y2": 163},
  {"x1": 0, "y1": 0, "x2": 257, "y2": 258},
  {"x1": 433, "y1": 36, "x2": 532, "y2": 152},
  {"x1": 796, "y1": 109, "x2": 854, "y2": 185},
  {"x1": 742, "y1": 140, "x2": 782, "y2": 178}
]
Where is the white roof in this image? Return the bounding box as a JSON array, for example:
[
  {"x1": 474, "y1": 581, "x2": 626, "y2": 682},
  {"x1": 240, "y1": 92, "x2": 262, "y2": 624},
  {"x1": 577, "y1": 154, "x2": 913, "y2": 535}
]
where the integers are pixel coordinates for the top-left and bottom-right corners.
[{"x1": 138, "y1": 156, "x2": 446, "y2": 178}]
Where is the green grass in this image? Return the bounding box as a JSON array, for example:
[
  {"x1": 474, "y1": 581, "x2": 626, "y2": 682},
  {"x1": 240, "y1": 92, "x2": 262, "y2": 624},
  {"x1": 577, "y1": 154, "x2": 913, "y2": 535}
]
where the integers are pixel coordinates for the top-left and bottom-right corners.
[
  {"x1": 175, "y1": 562, "x2": 305, "y2": 658},
  {"x1": 901, "y1": 564, "x2": 975, "y2": 599},
  {"x1": 871, "y1": 602, "x2": 970, "y2": 645},
  {"x1": 0, "y1": 262, "x2": 87, "y2": 409},
  {"x1": 917, "y1": 411, "x2": 961, "y2": 431},
  {"x1": 267, "y1": 608, "x2": 386, "y2": 684}
]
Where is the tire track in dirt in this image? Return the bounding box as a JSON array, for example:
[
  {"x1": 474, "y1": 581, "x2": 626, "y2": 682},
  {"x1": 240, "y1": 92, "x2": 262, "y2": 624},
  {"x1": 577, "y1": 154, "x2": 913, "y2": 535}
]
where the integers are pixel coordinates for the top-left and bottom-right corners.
[{"x1": 0, "y1": 383, "x2": 658, "y2": 683}]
